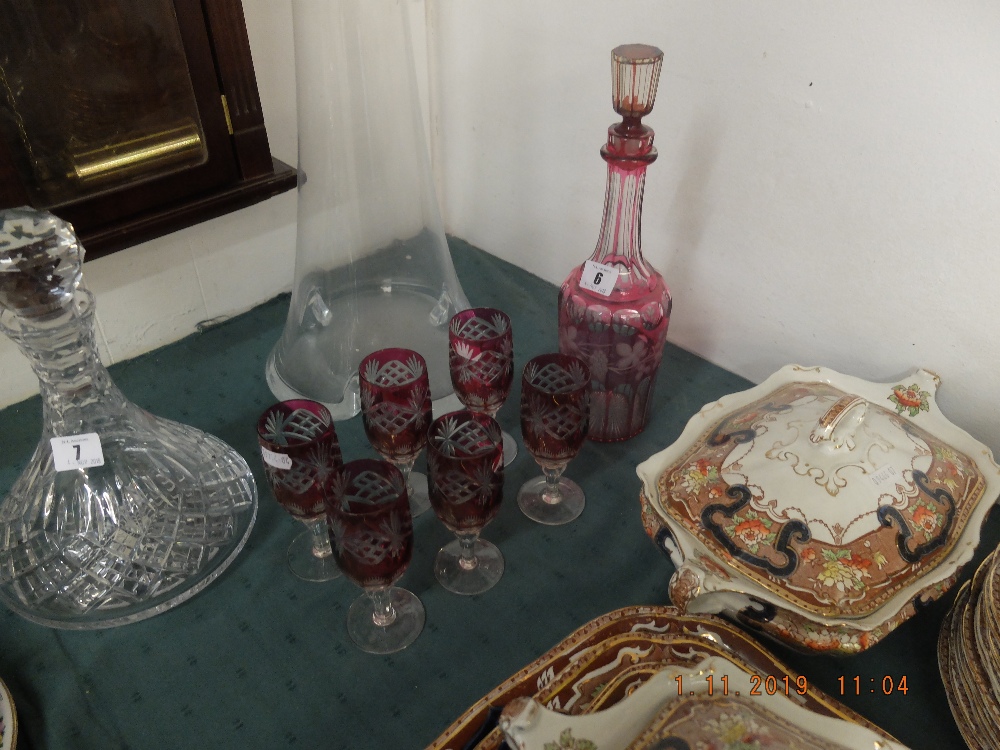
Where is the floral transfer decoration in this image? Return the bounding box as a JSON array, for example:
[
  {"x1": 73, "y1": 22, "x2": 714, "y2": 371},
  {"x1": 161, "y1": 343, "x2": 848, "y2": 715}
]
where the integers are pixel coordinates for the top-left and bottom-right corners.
[
  {"x1": 759, "y1": 573, "x2": 957, "y2": 654},
  {"x1": 812, "y1": 549, "x2": 873, "y2": 596},
  {"x1": 724, "y1": 510, "x2": 776, "y2": 554},
  {"x1": 544, "y1": 729, "x2": 597, "y2": 750},
  {"x1": 888, "y1": 383, "x2": 931, "y2": 417},
  {"x1": 911, "y1": 499, "x2": 945, "y2": 537},
  {"x1": 679, "y1": 459, "x2": 723, "y2": 498}
]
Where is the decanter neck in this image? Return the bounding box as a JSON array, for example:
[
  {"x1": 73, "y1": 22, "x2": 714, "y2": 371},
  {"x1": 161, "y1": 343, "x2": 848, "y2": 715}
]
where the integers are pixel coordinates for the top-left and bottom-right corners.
[
  {"x1": 591, "y1": 122, "x2": 658, "y2": 269},
  {"x1": 1, "y1": 290, "x2": 120, "y2": 431}
]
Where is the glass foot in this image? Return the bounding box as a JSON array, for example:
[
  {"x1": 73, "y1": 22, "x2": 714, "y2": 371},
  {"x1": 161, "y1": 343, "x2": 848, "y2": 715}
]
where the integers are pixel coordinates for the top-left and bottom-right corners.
[
  {"x1": 434, "y1": 538, "x2": 504, "y2": 596},
  {"x1": 346, "y1": 587, "x2": 425, "y2": 654},
  {"x1": 287, "y1": 527, "x2": 341, "y2": 582},
  {"x1": 501, "y1": 430, "x2": 518, "y2": 467},
  {"x1": 517, "y1": 476, "x2": 585, "y2": 526},
  {"x1": 408, "y1": 471, "x2": 431, "y2": 517}
]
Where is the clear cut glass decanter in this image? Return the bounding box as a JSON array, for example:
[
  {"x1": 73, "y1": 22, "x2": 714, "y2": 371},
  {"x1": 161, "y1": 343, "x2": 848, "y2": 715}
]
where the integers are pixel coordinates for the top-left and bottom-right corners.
[
  {"x1": 558, "y1": 44, "x2": 672, "y2": 442},
  {"x1": 0, "y1": 208, "x2": 257, "y2": 629}
]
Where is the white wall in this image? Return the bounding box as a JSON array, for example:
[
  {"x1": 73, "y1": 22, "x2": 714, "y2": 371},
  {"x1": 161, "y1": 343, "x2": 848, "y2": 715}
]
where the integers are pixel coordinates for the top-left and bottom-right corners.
[
  {"x1": 4, "y1": 0, "x2": 1000, "y2": 461},
  {"x1": 430, "y1": 0, "x2": 1000, "y2": 456}
]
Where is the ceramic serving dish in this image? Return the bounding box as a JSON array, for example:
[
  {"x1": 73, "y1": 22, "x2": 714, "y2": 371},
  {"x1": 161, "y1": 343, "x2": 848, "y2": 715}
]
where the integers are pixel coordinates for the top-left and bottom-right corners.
[
  {"x1": 499, "y1": 657, "x2": 910, "y2": 750},
  {"x1": 426, "y1": 605, "x2": 886, "y2": 750},
  {"x1": 636, "y1": 365, "x2": 1000, "y2": 653},
  {"x1": 425, "y1": 606, "x2": 682, "y2": 750}
]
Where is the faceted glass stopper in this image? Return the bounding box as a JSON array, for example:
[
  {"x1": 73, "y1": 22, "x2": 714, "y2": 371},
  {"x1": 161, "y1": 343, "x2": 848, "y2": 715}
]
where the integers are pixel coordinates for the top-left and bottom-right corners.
[
  {"x1": 611, "y1": 44, "x2": 664, "y2": 119},
  {"x1": 0, "y1": 207, "x2": 83, "y2": 317}
]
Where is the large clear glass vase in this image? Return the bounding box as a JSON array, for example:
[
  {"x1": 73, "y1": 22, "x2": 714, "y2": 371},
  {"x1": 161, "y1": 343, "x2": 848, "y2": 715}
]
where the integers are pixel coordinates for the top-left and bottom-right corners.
[
  {"x1": 267, "y1": 0, "x2": 469, "y2": 420},
  {"x1": 0, "y1": 208, "x2": 257, "y2": 629}
]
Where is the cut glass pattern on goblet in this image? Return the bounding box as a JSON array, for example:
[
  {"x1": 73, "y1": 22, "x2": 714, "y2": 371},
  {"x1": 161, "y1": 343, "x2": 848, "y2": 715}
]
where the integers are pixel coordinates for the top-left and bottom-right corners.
[
  {"x1": 262, "y1": 406, "x2": 332, "y2": 444},
  {"x1": 359, "y1": 348, "x2": 433, "y2": 517},
  {"x1": 518, "y1": 354, "x2": 591, "y2": 526},
  {"x1": 327, "y1": 459, "x2": 424, "y2": 654},
  {"x1": 363, "y1": 353, "x2": 426, "y2": 387},
  {"x1": 257, "y1": 400, "x2": 343, "y2": 582},
  {"x1": 449, "y1": 307, "x2": 517, "y2": 466},
  {"x1": 427, "y1": 411, "x2": 505, "y2": 596}
]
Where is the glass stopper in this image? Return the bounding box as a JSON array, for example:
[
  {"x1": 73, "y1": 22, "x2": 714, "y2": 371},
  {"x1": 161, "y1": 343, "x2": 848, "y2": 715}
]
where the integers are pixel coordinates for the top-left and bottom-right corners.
[
  {"x1": 611, "y1": 44, "x2": 664, "y2": 120},
  {"x1": 0, "y1": 207, "x2": 83, "y2": 318}
]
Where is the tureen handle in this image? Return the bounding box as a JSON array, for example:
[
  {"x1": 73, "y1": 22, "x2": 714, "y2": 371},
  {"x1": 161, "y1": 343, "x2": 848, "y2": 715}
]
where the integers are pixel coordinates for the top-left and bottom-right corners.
[
  {"x1": 809, "y1": 394, "x2": 867, "y2": 450},
  {"x1": 668, "y1": 563, "x2": 705, "y2": 611},
  {"x1": 498, "y1": 697, "x2": 536, "y2": 750},
  {"x1": 913, "y1": 368, "x2": 942, "y2": 393}
]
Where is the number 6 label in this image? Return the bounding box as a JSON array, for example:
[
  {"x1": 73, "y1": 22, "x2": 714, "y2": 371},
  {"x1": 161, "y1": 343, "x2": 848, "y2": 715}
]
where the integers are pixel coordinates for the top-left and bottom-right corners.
[
  {"x1": 579, "y1": 260, "x2": 619, "y2": 297},
  {"x1": 50, "y1": 433, "x2": 105, "y2": 471}
]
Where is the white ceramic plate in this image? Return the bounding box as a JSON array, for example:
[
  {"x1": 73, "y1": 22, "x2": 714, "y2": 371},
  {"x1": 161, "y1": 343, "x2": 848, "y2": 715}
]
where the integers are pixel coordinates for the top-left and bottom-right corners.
[{"x1": 0, "y1": 675, "x2": 16, "y2": 750}]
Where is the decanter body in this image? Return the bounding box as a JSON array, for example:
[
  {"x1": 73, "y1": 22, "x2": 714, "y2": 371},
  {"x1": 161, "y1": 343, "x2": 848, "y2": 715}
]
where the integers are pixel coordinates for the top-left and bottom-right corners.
[
  {"x1": 0, "y1": 208, "x2": 257, "y2": 628},
  {"x1": 558, "y1": 45, "x2": 672, "y2": 442}
]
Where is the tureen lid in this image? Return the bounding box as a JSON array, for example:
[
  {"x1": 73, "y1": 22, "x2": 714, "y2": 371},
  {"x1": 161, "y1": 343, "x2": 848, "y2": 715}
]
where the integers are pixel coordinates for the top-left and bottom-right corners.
[{"x1": 637, "y1": 365, "x2": 1000, "y2": 621}]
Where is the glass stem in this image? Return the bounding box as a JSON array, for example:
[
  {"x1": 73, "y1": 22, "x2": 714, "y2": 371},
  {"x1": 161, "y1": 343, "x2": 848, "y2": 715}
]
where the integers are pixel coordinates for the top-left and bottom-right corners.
[
  {"x1": 457, "y1": 532, "x2": 479, "y2": 571},
  {"x1": 542, "y1": 465, "x2": 565, "y2": 505},
  {"x1": 305, "y1": 516, "x2": 333, "y2": 559},
  {"x1": 395, "y1": 457, "x2": 416, "y2": 495},
  {"x1": 368, "y1": 586, "x2": 397, "y2": 628}
]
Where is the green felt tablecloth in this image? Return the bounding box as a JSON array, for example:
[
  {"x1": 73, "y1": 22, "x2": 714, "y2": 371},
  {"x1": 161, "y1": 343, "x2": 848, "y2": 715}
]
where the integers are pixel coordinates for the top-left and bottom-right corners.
[{"x1": 0, "y1": 239, "x2": 986, "y2": 749}]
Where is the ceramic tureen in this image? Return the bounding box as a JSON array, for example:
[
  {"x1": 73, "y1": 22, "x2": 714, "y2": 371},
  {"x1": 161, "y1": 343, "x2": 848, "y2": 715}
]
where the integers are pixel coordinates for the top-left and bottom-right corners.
[{"x1": 636, "y1": 365, "x2": 1000, "y2": 654}]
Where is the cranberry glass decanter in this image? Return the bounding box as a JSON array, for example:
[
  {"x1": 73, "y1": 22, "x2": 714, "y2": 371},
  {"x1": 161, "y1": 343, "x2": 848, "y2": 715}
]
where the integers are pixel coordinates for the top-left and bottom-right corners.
[
  {"x1": 0, "y1": 208, "x2": 257, "y2": 628},
  {"x1": 558, "y1": 44, "x2": 672, "y2": 442}
]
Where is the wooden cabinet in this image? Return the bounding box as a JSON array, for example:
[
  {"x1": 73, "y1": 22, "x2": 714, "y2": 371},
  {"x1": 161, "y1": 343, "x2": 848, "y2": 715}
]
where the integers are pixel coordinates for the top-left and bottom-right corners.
[{"x1": 0, "y1": 0, "x2": 295, "y2": 260}]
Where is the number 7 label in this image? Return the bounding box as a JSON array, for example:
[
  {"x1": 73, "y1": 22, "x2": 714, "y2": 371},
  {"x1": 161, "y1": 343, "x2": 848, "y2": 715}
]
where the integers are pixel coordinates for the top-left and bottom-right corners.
[{"x1": 50, "y1": 433, "x2": 105, "y2": 471}]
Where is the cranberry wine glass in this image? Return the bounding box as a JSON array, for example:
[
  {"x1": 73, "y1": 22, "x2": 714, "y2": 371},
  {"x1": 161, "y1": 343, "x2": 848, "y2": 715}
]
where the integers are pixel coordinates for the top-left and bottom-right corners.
[
  {"x1": 257, "y1": 400, "x2": 343, "y2": 581},
  {"x1": 427, "y1": 411, "x2": 505, "y2": 595},
  {"x1": 517, "y1": 354, "x2": 591, "y2": 526},
  {"x1": 326, "y1": 459, "x2": 425, "y2": 654},
  {"x1": 359, "y1": 348, "x2": 433, "y2": 517},
  {"x1": 449, "y1": 307, "x2": 517, "y2": 465}
]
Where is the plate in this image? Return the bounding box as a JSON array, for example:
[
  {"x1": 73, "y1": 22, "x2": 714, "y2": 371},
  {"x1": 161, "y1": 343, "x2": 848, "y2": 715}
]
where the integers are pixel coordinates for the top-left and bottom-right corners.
[
  {"x1": 637, "y1": 365, "x2": 1000, "y2": 653},
  {"x1": 939, "y1": 550, "x2": 1000, "y2": 750},
  {"x1": 0, "y1": 675, "x2": 16, "y2": 750}
]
